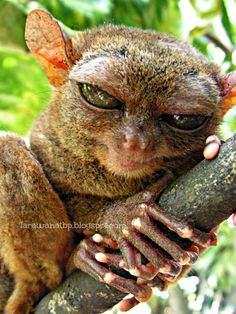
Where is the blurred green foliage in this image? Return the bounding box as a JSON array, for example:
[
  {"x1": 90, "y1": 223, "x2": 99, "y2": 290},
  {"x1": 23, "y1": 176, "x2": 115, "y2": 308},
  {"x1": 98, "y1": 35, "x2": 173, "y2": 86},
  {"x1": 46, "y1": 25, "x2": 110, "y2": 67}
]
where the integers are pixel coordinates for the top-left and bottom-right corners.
[
  {"x1": 0, "y1": 0, "x2": 235, "y2": 314},
  {"x1": 0, "y1": 47, "x2": 50, "y2": 134}
]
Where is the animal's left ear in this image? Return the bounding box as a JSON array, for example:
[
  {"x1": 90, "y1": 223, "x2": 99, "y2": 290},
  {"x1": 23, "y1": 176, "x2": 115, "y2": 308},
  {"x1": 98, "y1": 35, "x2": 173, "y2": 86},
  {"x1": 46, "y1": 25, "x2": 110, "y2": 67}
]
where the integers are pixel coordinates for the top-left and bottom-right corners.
[
  {"x1": 219, "y1": 71, "x2": 236, "y2": 116},
  {"x1": 25, "y1": 10, "x2": 75, "y2": 87}
]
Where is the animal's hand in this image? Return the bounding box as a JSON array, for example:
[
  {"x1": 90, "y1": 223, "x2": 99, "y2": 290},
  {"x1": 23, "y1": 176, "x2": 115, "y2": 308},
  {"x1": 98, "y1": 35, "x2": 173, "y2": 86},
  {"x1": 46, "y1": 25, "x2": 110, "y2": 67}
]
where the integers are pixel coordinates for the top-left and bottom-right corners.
[
  {"x1": 73, "y1": 234, "x2": 152, "y2": 302},
  {"x1": 73, "y1": 182, "x2": 215, "y2": 307}
]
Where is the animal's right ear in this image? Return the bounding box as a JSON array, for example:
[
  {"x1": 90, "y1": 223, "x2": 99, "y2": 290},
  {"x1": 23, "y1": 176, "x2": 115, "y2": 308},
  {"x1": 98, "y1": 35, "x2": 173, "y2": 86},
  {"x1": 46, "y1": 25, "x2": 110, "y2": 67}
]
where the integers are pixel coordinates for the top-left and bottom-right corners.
[
  {"x1": 219, "y1": 71, "x2": 236, "y2": 117},
  {"x1": 25, "y1": 10, "x2": 75, "y2": 87}
]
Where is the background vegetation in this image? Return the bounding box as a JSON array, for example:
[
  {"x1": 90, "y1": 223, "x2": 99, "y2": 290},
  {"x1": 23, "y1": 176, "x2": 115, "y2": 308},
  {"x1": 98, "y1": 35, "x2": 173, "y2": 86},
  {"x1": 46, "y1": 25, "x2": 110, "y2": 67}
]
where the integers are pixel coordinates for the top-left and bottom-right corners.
[{"x1": 0, "y1": 0, "x2": 235, "y2": 313}]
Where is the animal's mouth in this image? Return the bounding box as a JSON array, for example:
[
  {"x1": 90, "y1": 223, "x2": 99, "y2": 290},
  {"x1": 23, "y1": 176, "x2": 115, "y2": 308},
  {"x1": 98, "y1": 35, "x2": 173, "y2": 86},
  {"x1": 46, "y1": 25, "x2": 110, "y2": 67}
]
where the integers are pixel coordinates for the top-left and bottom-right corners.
[
  {"x1": 116, "y1": 158, "x2": 149, "y2": 172},
  {"x1": 106, "y1": 152, "x2": 160, "y2": 178}
]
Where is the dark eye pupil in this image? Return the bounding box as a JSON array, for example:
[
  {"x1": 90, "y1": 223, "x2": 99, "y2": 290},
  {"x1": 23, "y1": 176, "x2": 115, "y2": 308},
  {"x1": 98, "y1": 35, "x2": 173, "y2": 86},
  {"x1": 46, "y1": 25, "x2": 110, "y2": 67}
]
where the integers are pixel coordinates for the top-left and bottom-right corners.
[
  {"x1": 162, "y1": 114, "x2": 208, "y2": 130},
  {"x1": 80, "y1": 83, "x2": 123, "y2": 110}
]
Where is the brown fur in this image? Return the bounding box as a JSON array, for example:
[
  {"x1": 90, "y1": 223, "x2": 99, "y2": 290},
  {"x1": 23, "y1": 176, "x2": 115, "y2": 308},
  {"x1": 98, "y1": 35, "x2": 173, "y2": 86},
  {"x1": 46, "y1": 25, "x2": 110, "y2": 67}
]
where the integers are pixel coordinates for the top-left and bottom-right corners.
[{"x1": 0, "y1": 11, "x2": 234, "y2": 313}]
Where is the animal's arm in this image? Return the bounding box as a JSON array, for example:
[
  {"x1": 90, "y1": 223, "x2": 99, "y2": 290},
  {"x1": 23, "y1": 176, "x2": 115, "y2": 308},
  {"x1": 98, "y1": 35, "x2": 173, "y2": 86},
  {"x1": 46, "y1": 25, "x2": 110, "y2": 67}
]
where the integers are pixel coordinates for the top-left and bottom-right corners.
[{"x1": 0, "y1": 134, "x2": 73, "y2": 314}]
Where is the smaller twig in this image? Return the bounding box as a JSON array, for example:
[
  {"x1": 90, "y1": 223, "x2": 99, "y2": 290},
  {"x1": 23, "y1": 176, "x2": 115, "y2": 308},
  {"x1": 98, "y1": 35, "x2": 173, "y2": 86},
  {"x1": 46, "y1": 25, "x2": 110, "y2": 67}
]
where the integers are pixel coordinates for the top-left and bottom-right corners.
[{"x1": 204, "y1": 33, "x2": 232, "y2": 57}]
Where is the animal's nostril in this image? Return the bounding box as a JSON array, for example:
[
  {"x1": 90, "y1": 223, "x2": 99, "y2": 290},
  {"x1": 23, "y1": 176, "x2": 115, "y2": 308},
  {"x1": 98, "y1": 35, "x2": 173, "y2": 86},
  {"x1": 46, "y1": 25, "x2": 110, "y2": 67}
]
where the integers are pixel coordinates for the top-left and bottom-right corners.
[
  {"x1": 121, "y1": 133, "x2": 152, "y2": 151},
  {"x1": 121, "y1": 133, "x2": 139, "y2": 150},
  {"x1": 140, "y1": 137, "x2": 152, "y2": 150}
]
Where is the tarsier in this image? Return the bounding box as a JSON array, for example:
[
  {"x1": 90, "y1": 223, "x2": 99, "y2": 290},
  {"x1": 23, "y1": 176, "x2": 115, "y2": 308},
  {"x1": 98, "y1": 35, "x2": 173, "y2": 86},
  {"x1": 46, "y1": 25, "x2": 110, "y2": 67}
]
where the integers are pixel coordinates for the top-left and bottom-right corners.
[{"x1": 0, "y1": 9, "x2": 235, "y2": 314}]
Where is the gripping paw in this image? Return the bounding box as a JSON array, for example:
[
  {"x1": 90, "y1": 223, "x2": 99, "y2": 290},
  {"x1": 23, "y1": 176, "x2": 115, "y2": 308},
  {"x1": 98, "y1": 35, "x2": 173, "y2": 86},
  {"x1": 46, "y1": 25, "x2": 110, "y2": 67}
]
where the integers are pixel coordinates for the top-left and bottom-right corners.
[
  {"x1": 73, "y1": 193, "x2": 216, "y2": 301},
  {"x1": 102, "y1": 191, "x2": 216, "y2": 282},
  {"x1": 73, "y1": 233, "x2": 193, "y2": 312},
  {"x1": 73, "y1": 235, "x2": 152, "y2": 302},
  {"x1": 73, "y1": 178, "x2": 217, "y2": 311}
]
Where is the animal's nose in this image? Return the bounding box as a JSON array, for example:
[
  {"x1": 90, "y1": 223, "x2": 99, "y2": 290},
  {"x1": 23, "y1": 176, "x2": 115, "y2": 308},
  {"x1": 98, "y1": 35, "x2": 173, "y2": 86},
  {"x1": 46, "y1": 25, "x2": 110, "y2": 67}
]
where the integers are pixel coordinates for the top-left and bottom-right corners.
[{"x1": 120, "y1": 127, "x2": 152, "y2": 153}]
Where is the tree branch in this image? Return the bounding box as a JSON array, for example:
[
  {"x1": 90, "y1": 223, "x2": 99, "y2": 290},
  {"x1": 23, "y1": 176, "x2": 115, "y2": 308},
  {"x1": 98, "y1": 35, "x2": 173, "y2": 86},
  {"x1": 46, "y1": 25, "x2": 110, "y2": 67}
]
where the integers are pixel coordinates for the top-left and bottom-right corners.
[{"x1": 35, "y1": 134, "x2": 236, "y2": 314}]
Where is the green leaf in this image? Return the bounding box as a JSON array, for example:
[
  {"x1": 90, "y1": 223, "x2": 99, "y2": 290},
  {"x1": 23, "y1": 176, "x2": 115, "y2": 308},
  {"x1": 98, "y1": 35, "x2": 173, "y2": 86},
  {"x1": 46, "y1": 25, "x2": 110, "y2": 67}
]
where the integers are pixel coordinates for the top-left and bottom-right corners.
[
  {"x1": 221, "y1": 0, "x2": 235, "y2": 45},
  {"x1": 0, "y1": 47, "x2": 51, "y2": 135}
]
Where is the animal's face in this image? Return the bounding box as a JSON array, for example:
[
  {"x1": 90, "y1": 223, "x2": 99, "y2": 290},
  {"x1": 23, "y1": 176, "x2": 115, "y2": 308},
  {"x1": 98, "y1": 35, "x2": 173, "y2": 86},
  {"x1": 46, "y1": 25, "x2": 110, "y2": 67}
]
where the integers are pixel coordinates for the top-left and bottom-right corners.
[{"x1": 58, "y1": 26, "x2": 221, "y2": 178}]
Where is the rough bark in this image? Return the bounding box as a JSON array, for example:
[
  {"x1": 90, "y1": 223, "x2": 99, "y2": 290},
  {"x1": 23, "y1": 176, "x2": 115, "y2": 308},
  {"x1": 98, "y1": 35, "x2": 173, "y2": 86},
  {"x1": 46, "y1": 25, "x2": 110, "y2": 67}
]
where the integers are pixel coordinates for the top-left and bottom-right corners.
[{"x1": 34, "y1": 134, "x2": 236, "y2": 314}]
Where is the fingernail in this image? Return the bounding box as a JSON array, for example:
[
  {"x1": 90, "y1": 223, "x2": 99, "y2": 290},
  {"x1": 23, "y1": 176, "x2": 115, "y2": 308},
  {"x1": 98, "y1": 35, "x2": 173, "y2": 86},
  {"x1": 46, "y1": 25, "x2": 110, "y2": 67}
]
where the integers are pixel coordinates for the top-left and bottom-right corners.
[
  {"x1": 136, "y1": 287, "x2": 152, "y2": 302},
  {"x1": 205, "y1": 135, "x2": 221, "y2": 145},
  {"x1": 119, "y1": 260, "x2": 126, "y2": 268},
  {"x1": 203, "y1": 142, "x2": 220, "y2": 160},
  {"x1": 95, "y1": 252, "x2": 107, "y2": 262},
  {"x1": 181, "y1": 227, "x2": 193, "y2": 238},
  {"x1": 129, "y1": 268, "x2": 141, "y2": 276},
  {"x1": 92, "y1": 234, "x2": 103, "y2": 243},
  {"x1": 131, "y1": 218, "x2": 142, "y2": 229},
  {"x1": 104, "y1": 272, "x2": 115, "y2": 284},
  {"x1": 187, "y1": 251, "x2": 198, "y2": 264}
]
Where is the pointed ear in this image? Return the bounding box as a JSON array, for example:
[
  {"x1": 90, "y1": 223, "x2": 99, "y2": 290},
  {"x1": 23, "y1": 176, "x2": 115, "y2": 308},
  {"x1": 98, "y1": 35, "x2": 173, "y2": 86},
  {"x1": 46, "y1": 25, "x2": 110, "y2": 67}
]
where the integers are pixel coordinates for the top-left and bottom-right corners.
[
  {"x1": 219, "y1": 71, "x2": 236, "y2": 116},
  {"x1": 25, "y1": 10, "x2": 75, "y2": 86}
]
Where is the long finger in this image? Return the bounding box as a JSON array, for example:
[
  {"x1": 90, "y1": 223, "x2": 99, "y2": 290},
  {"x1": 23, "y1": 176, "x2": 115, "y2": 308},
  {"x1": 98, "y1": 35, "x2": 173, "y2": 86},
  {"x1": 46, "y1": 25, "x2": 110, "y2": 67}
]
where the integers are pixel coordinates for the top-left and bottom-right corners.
[{"x1": 132, "y1": 215, "x2": 198, "y2": 265}]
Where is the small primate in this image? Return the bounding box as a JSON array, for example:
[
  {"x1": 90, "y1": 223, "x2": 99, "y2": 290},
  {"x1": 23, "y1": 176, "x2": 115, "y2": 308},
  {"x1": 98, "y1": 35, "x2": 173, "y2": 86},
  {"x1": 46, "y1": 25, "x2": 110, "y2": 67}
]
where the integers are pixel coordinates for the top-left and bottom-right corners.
[{"x1": 0, "y1": 9, "x2": 235, "y2": 314}]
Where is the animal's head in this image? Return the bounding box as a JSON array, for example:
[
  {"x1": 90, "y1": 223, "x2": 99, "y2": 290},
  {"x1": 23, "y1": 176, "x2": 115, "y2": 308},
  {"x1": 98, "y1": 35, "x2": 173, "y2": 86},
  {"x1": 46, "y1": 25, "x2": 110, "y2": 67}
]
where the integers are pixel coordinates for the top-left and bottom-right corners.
[{"x1": 26, "y1": 10, "x2": 236, "y2": 179}]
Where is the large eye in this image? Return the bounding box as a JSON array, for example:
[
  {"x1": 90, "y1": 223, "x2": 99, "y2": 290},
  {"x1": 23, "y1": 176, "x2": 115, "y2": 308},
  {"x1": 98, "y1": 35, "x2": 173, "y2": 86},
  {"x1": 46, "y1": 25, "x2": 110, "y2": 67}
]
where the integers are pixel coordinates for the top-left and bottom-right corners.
[
  {"x1": 161, "y1": 114, "x2": 209, "y2": 131},
  {"x1": 80, "y1": 83, "x2": 123, "y2": 110}
]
